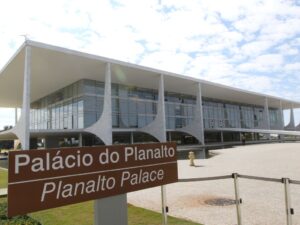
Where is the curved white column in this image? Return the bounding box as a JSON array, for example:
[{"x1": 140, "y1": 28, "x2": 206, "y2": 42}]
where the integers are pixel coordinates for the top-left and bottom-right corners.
[
  {"x1": 280, "y1": 100, "x2": 284, "y2": 129},
  {"x1": 290, "y1": 105, "x2": 295, "y2": 129},
  {"x1": 137, "y1": 74, "x2": 168, "y2": 224},
  {"x1": 285, "y1": 104, "x2": 296, "y2": 130},
  {"x1": 85, "y1": 62, "x2": 112, "y2": 145},
  {"x1": 13, "y1": 44, "x2": 31, "y2": 150},
  {"x1": 139, "y1": 74, "x2": 166, "y2": 142},
  {"x1": 178, "y1": 82, "x2": 205, "y2": 145},
  {"x1": 264, "y1": 97, "x2": 270, "y2": 130},
  {"x1": 84, "y1": 62, "x2": 127, "y2": 225}
]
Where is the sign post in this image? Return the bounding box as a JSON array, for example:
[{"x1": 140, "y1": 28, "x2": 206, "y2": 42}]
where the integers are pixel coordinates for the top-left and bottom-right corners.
[{"x1": 8, "y1": 142, "x2": 178, "y2": 218}]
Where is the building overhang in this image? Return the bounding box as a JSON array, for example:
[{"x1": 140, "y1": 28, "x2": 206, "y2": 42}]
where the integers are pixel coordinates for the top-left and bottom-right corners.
[
  {"x1": 1, "y1": 127, "x2": 300, "y2": 141},
  {"x1": 205, "y1": 127, "x2": 300, "y2": 136},
  {"x1": 1, "y1": 40, "x2": 300, "y2": 109}
]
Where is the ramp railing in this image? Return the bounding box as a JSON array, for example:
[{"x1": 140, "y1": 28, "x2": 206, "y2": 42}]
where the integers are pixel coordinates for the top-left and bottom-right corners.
[{"x1": 162, "y1": 173, "x2": 300, "y2": 225}]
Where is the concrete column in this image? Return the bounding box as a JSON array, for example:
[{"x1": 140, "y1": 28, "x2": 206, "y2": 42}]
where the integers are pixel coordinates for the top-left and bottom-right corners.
[
  {"x1": 15, "y1": 108, "x2": 18, "y2": 125},
  {"x1": 85, "y1": 63, "x2": 127, "y2": 225},
  {"x1": 220, "y1": 131, "x2": 224, "y2": 143},
  {"x1": 290, "y1": 104, "x2": 295, "y2": 129},
  {"x1": 280, "y1": 101, "x2": 284, "y2": 129},
  {"x1": 130, "y1": 132, "x2": 134, "y2": 144},
  {"x1": 140, "y1": 74, "x2": 166, "y2": 142},
  {"x1": 198, "y1": 83, "x2": 205, "y2": 145},
  {"x1": 178, "y1": 82, "x2": 205, "y2": 145},
  {"x1": 79, "y1": 133, "x2": 83, "y2": 147},
  {"x1": 85, "y1": 63, "x2": 112, "y2": 144},
  {"x1": 168, "y1": 132, "x2": 172, "y2": 142},
  {"x1": 139, "y1": 74, "x2": 168, "y2": 224},
  {"x1": 264, "y1": 97, "x2": 270, "y2": 130},
  {"x1": 285, "y1": 103, "x2": 296, "y2": 130},
  {"x1": 157, "y1": 74, "x2": 167, "y2": 142},
  {"x1": 14, "y1": 45, "x2": 32, "y2": 150}
]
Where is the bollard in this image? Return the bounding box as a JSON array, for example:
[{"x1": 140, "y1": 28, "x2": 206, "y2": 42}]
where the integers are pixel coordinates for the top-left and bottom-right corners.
[
  {"x1": 188, "y1": 151, "x2": 195, "y2": 166},
  {"x1": 233, "y1": 173, "x2": 242, "y2": 225}
]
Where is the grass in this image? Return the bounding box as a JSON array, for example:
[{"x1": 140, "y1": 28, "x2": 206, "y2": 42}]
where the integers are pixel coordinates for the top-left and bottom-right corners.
[
  {"x1": 0, "y1": 169, "x2": 8, "y2": 189},
  {"x1": 30, "y1": 202, "x2": 200, "y2": 225},
  {"x1": 0, "y1": 169, "x2": 201, "y2": 225}
]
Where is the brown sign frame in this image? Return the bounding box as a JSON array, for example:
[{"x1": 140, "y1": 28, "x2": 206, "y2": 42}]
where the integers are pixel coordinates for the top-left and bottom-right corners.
[{"x1": 8, "y1": 142, "x2": 178, "y2": 217}]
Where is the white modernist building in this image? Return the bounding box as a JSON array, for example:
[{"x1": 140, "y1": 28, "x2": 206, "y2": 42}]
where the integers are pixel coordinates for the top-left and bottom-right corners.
[{"x1": 0, "y1": 40, "x2": 300, "y2": 151}]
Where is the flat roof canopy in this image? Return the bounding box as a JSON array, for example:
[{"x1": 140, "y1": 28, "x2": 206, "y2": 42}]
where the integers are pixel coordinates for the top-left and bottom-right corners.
[{"x1": 0, "y1": 40, "x2": 299, "y2": 109}]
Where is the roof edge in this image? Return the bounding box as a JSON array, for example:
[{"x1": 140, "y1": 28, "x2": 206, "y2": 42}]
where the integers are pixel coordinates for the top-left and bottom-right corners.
[
  {"x1": 0, "y1": 41, "x2": 26, "y2": 76},
  {"x1": 2, "y1": 40, "x2": 300, "y2": 107}
]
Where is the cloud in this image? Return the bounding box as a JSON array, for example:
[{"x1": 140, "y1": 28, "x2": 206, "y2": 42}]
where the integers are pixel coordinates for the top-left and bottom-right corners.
[
  {"x1": 276, "y1": 43, "x2": 299, "y2": 55},
  {"x1": 238, "y1": 40, "x2": 274, "y2": 58},
  {"x1": 140, "y1": 51, "x2": 192, "y2": 74},
  {"x1": 0, "y1": 0, "x2": 299, "y2": 107},
  {"x1": 285, "y1": 63, "x2": 300, "y2": 72},
  {"x1": 237, "y1": 54, "x2": 284, "y2": 73}
]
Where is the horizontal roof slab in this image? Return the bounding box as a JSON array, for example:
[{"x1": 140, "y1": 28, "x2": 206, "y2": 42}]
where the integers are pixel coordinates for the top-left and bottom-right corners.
[{"x1": 0, "y1": 40, "x2": 299, "y2": 109}]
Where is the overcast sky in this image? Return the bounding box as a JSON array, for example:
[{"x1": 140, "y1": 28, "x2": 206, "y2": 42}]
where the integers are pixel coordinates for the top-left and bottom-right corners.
[{"x1": 0, "y1": 0, "x2": 300, "y2": 129}]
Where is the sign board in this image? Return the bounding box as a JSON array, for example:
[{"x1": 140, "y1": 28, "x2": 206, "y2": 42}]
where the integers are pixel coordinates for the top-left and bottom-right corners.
[{"x1": 8, "y1": 142, "x2": 178, "y2": 217}]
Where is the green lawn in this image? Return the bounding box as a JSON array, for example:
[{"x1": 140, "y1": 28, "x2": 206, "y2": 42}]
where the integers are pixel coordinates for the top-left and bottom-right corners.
[
  {"x1": 30, "y1": 202, "x2": 200, "y2": 225},
  {"x1": 0, "y1": 169, "x2": 8, "y2": 189},
  {"x1": 0, "y1": 170, "x2": 201, "y2": 225}
]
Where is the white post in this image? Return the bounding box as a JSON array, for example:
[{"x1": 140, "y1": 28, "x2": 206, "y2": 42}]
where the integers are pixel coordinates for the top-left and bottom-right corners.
[
  {"x1": 233, "y1": 173, "x2": 242, "y2": 225},
  {"x1": 283, "y1": 178, "x2": 293, "y2": 225},
  {"x1": 22, "y1": 45, "x2": 31, "y2": 150},
  {"x1": 161, "y1": 185, "x2": 168, "y2": 225}
]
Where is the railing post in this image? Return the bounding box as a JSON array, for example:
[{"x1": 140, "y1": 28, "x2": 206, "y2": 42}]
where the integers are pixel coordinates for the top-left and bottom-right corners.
[
  {"x1": 283, "y1": 178, "x2": 293, "y2": 225},
  {"x1": 161, "y1": 185, "x2": 168, "y2": 225},
  {"x1": 233, "y1": 173, "x2": 242, "y2": 225}
]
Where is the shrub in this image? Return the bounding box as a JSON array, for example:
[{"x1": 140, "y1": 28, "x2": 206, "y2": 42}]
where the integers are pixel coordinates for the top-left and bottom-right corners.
[{"x1": 0, "y1": 201, "x2": 41, "y2": 225}]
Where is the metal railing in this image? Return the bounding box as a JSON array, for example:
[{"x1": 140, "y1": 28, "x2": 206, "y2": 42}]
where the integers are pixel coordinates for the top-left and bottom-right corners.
[
  {"x1": 162, "y1": 173, "x2": 300, "y2": 225},
  {"x1": 1, "y1": 174, "x2": 299, "y2": 224}
]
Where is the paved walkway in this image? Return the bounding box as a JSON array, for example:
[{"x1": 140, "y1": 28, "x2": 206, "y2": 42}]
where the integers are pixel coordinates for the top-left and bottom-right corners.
[{"x1": 128, "y1": 143, "x2": 300, "y2": 225}]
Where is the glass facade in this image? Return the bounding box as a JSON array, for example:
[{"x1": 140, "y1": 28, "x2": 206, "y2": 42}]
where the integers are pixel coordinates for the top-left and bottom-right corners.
[
  {"x1": 30, "y1": 79, "x2": 283, "y2": 131},
  {"x1": 269, "y1": 108, "x2": 282, "y2": 129},
  {"x1": 165, "y1": 92, "x2": 196, "y2": 129},
  {"x1": 30, "y1": 80, "x2": 104, "y2": 130},
  {"x1": 30, "y1": 80, "x2": 158, "y2": 130},
  {"x1": 111, "y1": 84, "x2": 158, "y2": 128},
  {"x1": 202, "y1": 99, "x2": 281, "y2": 130}
]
